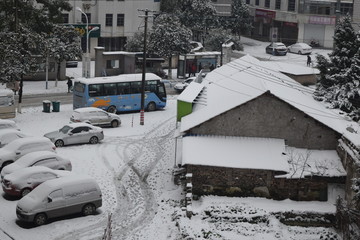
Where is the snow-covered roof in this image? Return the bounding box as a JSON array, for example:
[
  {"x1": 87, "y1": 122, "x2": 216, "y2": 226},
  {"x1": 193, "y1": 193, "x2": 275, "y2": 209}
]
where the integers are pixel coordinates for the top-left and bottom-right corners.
[
  {"x1": 182, "y1": 135, "x2": 289, "y2": 173},
  {"x1": 180, "y1": 55, "x2": 360, "y2": 147},
  {"x1": 279, "y1": 147, "x2": 346, "y2": 179},
  {"x1": 177, "y1": 82, "x2": 204, "y2": 103},
  {"x1": 264, "y1": 61, "x2": 320, "y2": 76},
  {"x1": 76, "y1": 73, "x2": 160, "y2": 85}
]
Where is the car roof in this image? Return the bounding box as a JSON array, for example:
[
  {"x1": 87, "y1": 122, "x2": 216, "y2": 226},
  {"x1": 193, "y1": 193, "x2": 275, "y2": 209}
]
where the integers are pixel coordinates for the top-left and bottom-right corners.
[
  {"x1": 74, "y1": 107, "x2": 104, "y2": 113},
  {"x1": 65, "y1": 122, "x2": 97, "y2": 128},
  {"x1": 5, "y1": 166, "x2": 56, "y2": 180},
  {"x1": 16, "y1": 151, "x2": 59, "y2": 165}
]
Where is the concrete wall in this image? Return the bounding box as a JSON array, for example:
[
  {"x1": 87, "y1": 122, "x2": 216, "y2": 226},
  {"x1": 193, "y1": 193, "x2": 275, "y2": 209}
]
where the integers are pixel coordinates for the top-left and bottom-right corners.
[{"x1": 189, "y1": 92, "x2": 340, "y2": 149}]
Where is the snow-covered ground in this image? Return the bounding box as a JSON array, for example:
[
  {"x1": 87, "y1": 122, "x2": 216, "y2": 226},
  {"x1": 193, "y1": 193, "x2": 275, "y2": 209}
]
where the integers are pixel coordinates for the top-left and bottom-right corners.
[{"x1": 0, "y1": 39, "x2": 342, "y2": 240}]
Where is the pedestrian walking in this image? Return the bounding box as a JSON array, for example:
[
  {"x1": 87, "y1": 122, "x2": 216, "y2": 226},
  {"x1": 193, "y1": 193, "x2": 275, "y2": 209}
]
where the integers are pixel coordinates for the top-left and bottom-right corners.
[
  {"x1": 307, "y1": 55, "x2": 312, "y2": 67},
  {"x1": 67, "y1": 77, "x2": 73, "y2": 93}
]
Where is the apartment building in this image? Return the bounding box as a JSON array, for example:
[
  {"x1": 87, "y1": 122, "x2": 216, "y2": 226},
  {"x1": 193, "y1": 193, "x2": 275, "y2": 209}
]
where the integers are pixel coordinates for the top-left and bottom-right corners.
[
  {"x1": 211, "y1": 0, "x2": 360, "y2": 48},
  {"x1": 62, "y1": 0, "x2": 161, "y2": 57}
]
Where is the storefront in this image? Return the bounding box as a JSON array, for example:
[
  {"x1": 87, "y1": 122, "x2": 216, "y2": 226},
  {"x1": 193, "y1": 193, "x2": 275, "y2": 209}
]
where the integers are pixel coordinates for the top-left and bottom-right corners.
[{"x1": 177, "y1": 52, "x2": 220, "y2": 79}]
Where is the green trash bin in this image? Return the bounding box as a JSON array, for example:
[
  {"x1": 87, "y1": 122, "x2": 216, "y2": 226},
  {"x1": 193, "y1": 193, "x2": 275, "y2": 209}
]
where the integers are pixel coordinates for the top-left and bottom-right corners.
[
  {"x1": 42, "y1": 100, "x2": 51, "y2": 113},
  {"x1": 52, "y1": 101, "x2": 60, "y2": 112}
]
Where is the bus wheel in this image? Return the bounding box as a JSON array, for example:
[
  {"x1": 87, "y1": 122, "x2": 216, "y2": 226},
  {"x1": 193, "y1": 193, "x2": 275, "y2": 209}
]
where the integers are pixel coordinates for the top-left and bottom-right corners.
[
  {"x1": 107, "y1": 106, "x2": 117, "y2": 114},
  {"x1": 147, "y1": 102, "x2": 156, "y2": 112}
]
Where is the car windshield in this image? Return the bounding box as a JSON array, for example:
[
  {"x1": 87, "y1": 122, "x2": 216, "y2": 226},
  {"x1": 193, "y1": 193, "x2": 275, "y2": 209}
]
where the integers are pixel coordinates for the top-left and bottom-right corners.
[{"x1": 59, "y1": 125, "x2": 72, "y2": 134}]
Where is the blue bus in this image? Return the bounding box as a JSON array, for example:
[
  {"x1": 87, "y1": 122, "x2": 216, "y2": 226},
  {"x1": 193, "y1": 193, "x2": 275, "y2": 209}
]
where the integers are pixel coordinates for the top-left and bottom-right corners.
[{"x1": 73, "y1": 73, "x2": 167, "y2": 113}]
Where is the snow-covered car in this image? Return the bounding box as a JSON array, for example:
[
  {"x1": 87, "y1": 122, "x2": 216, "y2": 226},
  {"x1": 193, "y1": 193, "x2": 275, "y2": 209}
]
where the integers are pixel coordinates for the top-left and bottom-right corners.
[
  {"x1": 0, "y1": 129, "x2": 30, "y2": 148},
  {"x1": 0, "y1": 119, "x2": 19, "y2": 131},
  {"x1": 174, "y1": 77, "x2": 196, "y2": 93},
  {"x1": 1, "y1": 151, "x2": 72, "y2": 180},
  {"x1": 0, "y1": 137, "x2": 56, "y2": 170},
  {"x1": 265, "y1": 42, "x2": 288, "y2": 56},
  {"x1": 44, "y1": 122, "x2": 104, "y2": 147},
  {"x1": 70, "y1": 107, "x2": 121, "y2": 128},
  {"x1": 287, "y1": 43, "x2": 312, "y2": 55},
  {"x1": 2, "y1": 166, "x2": 71, "y2": 197}
]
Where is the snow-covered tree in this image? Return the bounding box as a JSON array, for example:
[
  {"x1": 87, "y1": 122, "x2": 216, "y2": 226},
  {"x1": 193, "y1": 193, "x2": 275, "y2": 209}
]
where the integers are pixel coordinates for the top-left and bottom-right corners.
[
  {"x1": 314, "y1": 14, "x2": 360, "y2": 119},
  {"x1": 176, "y1": 0, "x2": 218, "y2": 42},
  {"x1": 160, "y1": 0, "x2": 178, "y2": 13},
  {"x1": 204, "y1": 29, "x2": 243, "y2": 52},
  {"x1": 227, "y1": 0, "x2": 252, "y2": 40},
  {"x1": 125, "y1": 32, "x2": 147, "y2": 52},
  {"x1": 148, "y1": 14, "x2": 192, "y2": 78},
  {"x1": 46, "y1": 24, "x2": 82, "y2": 86}
]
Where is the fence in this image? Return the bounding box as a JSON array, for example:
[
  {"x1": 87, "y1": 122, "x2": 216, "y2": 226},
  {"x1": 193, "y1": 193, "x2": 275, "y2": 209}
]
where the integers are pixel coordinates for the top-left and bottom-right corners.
[{"x1": 336, "y1": 198, "x2": 360, "y2": 240}]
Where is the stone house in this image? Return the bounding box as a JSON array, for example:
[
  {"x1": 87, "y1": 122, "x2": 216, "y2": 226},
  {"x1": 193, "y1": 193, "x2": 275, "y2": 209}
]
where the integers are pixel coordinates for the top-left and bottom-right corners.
[{"x1": 176, "y1": 55, "x2": 360, "y2": 204}]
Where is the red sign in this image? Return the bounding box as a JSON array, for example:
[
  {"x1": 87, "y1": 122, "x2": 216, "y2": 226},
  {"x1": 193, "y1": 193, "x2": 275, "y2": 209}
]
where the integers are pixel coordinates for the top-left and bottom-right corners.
[
  {"x1": 309, "y1": 16, "x2": 336, "y2": 25},
  {"x1": 255, "y1": 9, "x2": 276, "y2": 19}
]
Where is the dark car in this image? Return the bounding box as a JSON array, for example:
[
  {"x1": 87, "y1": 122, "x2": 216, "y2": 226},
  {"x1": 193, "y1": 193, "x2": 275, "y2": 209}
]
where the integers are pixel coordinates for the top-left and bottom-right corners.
[{"x1": 265, "y1": 42, "x2": 287, "y2": 56}]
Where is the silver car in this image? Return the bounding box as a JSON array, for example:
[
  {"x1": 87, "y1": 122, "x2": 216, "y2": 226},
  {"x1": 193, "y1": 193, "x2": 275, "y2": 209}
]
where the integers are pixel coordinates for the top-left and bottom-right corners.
[
  {"x1": 70, "y1": 107, "x2": 121, "y2": 128},
  {"x1": 0, "y1": 129, "x2": 30, "y2": 148},
  {"x1": 44, "y1": 123, "x2": 104, "y2": 147}
]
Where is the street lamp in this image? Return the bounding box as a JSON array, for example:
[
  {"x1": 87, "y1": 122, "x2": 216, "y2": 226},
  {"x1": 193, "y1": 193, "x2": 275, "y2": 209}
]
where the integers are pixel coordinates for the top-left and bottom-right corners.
[{"x1": 76, "y1": 7, "x2": 94, "y2": 78}]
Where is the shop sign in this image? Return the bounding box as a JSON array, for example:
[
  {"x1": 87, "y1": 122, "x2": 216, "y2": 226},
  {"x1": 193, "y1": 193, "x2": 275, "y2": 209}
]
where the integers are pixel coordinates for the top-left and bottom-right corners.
[
  {"x1": 255, "y1": 9, "x2": 276, "y2": 19},
  {"x1": 309, "y1": 16, "x2": 336, "y2": 25}
]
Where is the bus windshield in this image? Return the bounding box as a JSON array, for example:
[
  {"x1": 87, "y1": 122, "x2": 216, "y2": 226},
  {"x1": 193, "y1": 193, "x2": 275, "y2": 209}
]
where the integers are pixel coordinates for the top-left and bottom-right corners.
[{"x1": 73, "y1": 73, "x2": 167, "y2": 113}]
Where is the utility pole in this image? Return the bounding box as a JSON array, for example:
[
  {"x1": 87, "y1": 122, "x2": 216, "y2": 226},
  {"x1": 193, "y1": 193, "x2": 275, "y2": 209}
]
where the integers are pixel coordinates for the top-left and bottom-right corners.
[{"x1": 138, "y1": 9, "x2": 156, "y2": 126}]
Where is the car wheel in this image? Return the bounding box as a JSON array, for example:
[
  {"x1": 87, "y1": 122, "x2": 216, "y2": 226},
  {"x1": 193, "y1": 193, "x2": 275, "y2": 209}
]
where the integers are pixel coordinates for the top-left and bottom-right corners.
[
  {"x1": 55, "y1": 140, "x2": 64, "y2": 147},
  {"x1": 111, "y1": 120, "x2": 119, "y2": 128},
  {"x1": 21, "y1": 188, "x2": 31, "y2": 197},
  {"x1": 147, "y1": 102, "x2": 156, "y2": 112},
  {"x1": 82, "y1": 204, "x2": 95, "y2": 216},
  {"x1": 107, "y1": 106, "x2": 117, "y2": 114},
  {"x1": 89, "y1": 136, "x2": 99, "y2": 144},
  {"x1": 34, "y1": 213, "x2": 47, "y2": 226}
]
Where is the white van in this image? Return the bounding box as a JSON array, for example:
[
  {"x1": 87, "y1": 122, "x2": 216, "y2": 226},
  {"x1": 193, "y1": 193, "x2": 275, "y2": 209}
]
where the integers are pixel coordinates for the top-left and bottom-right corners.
[{"x1": 16, "y1": 175, "x2": 102, "y2": 226}]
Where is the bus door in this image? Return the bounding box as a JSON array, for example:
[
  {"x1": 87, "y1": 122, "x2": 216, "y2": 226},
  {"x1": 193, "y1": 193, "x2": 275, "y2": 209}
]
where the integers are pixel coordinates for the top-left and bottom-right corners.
[{"x1": 117, "y1": 82, "x2": 134, "y2": 111}]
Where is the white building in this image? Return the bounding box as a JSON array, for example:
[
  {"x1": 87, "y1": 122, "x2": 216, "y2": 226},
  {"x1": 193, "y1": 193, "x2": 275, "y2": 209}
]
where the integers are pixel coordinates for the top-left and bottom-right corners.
[
  {"x1": 211, "y1": 0, "x2": 360, "y2": 48},
  {"x1": 62, "y1": 0, "x2": 161, "y2": 58}
]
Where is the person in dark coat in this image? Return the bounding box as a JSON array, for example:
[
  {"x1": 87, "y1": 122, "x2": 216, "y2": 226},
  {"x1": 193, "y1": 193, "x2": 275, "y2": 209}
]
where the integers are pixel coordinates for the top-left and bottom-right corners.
[
  {"x1": 307, "y1": 55, "x2": 312, "y2": 67},
  {"x1": 67, "y1": 77, "x2": 73, "y2": 93}
]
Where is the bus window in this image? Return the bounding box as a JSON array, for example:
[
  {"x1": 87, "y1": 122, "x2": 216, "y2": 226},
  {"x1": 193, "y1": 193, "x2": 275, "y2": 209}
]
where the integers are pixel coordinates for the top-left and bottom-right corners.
[
  {"x1": 74, "y1": 82, "x2": 85, "y2": 93},
  {"x1": 130, "y1": 82, "x2": 142, "y2": 94},
  {"x1": 145, "y1": 81, "x2": 157, "y2": 92},
  {"x1": 117, "y1": 82, "x2": 131, "y2": 94},
  {"x1": 89, "y1": 84, "x2": 104, "y2": 97},
  {"x1": 103, "y1": 83, "x2": 117, "y2": 96}
]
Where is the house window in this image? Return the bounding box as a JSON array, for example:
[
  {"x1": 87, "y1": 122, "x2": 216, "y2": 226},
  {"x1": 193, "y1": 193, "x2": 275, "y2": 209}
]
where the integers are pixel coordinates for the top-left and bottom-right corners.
[
  {"x1": 265, "y1": 0, "x2": 270, "y2": 8},
  {"x1": 62, "y1": 13, "x2": 69, "y2": 23},
  {"x1": 106, "y1": 14, "x2": 113, "y2": 26},
  {"x1": 246, "y1": 0, "x2": 250, "y2": 4},
  {"x1": 117, "y1": 14, "x2": 124, "y2": 26},
  {"x1": 81, "y1": 13, "x2": 91, "y2": 24},
  {"x1": 288, "y1": 0, "x2": 296, "y2": 11},
  {"x1": 255, "y1": 0, "x2": 259, "y2": 6},
  {"x1": 275, "y1": 0, "x2": 281, "y2": 10}
]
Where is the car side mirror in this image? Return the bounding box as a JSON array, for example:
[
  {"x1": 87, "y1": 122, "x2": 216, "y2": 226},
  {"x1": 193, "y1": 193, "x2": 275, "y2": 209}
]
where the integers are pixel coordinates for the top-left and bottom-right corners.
[
  {"x1": 47, "y1": 197, "x2": 52, "y2": 203},
  {"x1": 68, "y1": 132, "x2": 73, "y2": 136}
]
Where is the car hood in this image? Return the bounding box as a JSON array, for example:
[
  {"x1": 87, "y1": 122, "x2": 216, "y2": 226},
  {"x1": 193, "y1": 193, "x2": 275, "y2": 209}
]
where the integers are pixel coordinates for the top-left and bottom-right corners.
[
  {"x1": 174, "y1": 83, "x2": 187, "y2": 89},
  {"x1": 44, "y1": 131, "x2": 65, "y2": 139},
  {"x1": 0, "y1": 149, "x2": 14, "y2": 162},
  {"x1": 17, "y1": 194, "x2": 41, "y2": 213},
  {"x1": 1, "y1": 163, "x2": 21, "y2": 176}
]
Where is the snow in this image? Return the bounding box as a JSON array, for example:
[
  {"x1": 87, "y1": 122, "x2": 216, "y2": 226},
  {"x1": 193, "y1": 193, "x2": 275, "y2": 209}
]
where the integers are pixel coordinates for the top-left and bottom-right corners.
[
  {"x1": 177, "y1": 82, "x2": 204, "y2": 103},
  {"x1": 0, "y1": 39, "x2": 346, "y2": 239},
  {"x1": 182, "y1": 135, "x2": 289, "y2": 172}
]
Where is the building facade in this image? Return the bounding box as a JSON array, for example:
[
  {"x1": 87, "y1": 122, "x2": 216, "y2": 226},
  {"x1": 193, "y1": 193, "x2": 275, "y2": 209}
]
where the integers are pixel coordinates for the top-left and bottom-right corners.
[
  {"x1": 211, "y1": 0, "x2": 360, "y2": 48},
  {"x1": 61, "y1": 0, "x2": 160, "y2": 58}
]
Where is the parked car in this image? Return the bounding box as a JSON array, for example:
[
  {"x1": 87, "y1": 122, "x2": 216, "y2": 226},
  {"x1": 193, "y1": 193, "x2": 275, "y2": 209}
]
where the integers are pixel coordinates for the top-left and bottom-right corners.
[
  {"x1": 287, "y1": 43, "x2": 312, "y2": 55},
  {"x1": 0, "y1": 119, "x2": 19, "y2": 131},
  {"x1": 0, "y1": 129, "x2": 30, "y2": 148},
  {"x1": 174, "y1": 77, "x2": 196, "y2": 93},
  {"x1": 265, "y1": 42, "x2": 288, "y2": 56},
  {"x1": 0, "y1": 137, "x2": 56, "y2": 170},
  {"x1": 70, "y1": 107, "x2": 121, "y2": 128},
  {"x1": 1, "y1": 151, "x2": 72, "y2": 180},
  {"x1": 44, "y1": 123, "x2": 104, "y2": 147},
  {"x1": 2, "y1": 166, "x2": 71, "y2": 197},
  {"x1": 16, "y1": 174, "x2": 102, "y2": 226}
]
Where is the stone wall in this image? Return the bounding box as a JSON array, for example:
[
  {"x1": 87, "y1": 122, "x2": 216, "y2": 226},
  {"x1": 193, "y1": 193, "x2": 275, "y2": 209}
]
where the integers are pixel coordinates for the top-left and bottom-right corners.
[
  {"x1": 187, "y1": 164, "x2": 344, "y2": 201},
  {"x1": 189, "y1": 92, "x2": 340, "y2": 150}
]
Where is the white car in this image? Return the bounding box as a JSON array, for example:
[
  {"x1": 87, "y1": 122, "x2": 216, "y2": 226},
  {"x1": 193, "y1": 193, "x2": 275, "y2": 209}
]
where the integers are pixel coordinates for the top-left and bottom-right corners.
[
  {"x1": 70, "y1": 107, "x2": 121, "y2": 128},
  {"x1": 0, "y1": 137, "x2": 56, "y2": 170},
  {"x1": 44, "y1": 122, "x2": 104, "y2": 147},
  {"x1": 0, "y1": 119, "x2": 19, "y2": 131},
  {"x1": 0, "y1": 129, "x2": 31, "y2": 148},
  {"x1": 1, "y1": 151, "x2": 72, "y2": 180},
  {"x1": 174, "y1": 77, "x2": 196, "y2": 93},
  {"x1": 2, "y1": 166, "x2": 71, "y2": 197},
  {"x1": 287, "y1": 43, "x2": 313, "y2": 55}
]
